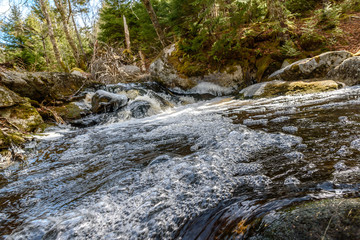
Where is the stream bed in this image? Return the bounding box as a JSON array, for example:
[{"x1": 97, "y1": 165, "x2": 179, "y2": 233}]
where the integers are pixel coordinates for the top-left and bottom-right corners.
[{"x1": 1, "y1": 85, "x2": 360, "y2": 239}]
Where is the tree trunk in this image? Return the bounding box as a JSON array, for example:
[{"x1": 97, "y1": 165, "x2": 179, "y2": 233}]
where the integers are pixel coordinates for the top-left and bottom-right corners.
[
  {"x1": 68, "y1": 0, "x2": 87, "y2": 65},
  {"x1": 139, "y1": 50, "x2": 146, "y2": 72},
  {"x1": 53, "y1": 0, "x2": 83, "y2": 69},
  {"x1": 141, "y1": 0, "x2": 166, "y2": 47},
  {"x1": 39, "y1": 0, "x2": 68, "y2": 72},
  {"x1": 123, "y1": 15, "x2": 131, "y2": 51},
  {"x1": 41, "y1": 37, "x2": 50, "y2": 66}
]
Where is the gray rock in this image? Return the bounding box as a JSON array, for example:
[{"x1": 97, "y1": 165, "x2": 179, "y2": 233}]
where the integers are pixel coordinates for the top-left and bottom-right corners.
[
  {"x1": 327, "y1": 56, "x2": 360, "y2": 86},
  {"x1": 150, "y1": 44, "x2": 243, "y2": 90},
  {"x1": 0, "y1": 85, "x2": 25, "y2": 108},
  {"x1": 91, "y1": 90, "x2": 128, "y2": 113},
  {"x1": 129, "y1": 100, "x2": 151, "y2": 118},
  {"x1": 268, "y1": 51, "x2": 353, "y2": 81},
  {"x1": 0, "y1": 71, "x2": 87, "y2": 102}
]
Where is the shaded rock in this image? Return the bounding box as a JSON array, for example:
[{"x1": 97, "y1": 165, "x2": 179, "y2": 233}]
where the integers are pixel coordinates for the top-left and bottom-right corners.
[
  {"x1": 129, "y1": 100, "x2": 151, "y2": 119},
  {"x1": 0, "y1": 102, "x2": 44, "y2": 132},
  {"x1": 0, "y1": 85, "x2": 25, "y2": 108},
  {"x1": 91, "y1": 90, "x2": 128, "y2": 113},
  {"x1": 0, "y1": 71, "x2": 88, "y2": 102},
  {"x1": 240, "y1": 80, "x2": 340, "y2": 98},
  {"x1": 327, "y1": 56, "x2": 360, "y2": 86},
  {"x1": 268, "y1": 51, "x2": 353, "y2": 81},
  {"x1": 150, "y1": 44, "x2": 243, "y2": 90},
  {"x1": 251, "y1": 198, "x2": 360, "y2": 240}
]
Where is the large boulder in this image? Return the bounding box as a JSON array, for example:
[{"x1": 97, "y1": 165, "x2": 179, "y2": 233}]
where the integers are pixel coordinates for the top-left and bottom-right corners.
[
  {"x1": 327, "y1": 56, "x2": 360, "y2": 86},
  {"x1": 0, "y1": 85, "x2": 25, "y2": 108},
  {"x1": 150, "y1": 44, "x2": 243, "y2": 90},
  {"x1": 268, "y1": 51, "x2": 353, "y2": 81},
  {"x1": 91, "y1": 90, "x2": 128, "y2": 113},
  {"x1": 0, "y1": 71, "x2": 88, "y2": 102},
  {"x1": 240, "y1": 80, "x2": 340, "y2": 98}
]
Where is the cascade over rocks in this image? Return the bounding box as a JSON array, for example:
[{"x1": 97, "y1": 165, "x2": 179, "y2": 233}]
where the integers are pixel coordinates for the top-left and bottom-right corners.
[
  {"x1": 129, "y1": 100, "x2": 151, "y2": 118},
  {"x1": 268, "y1": 51, "x2": 353, "y2": 81},
  {"x1": 150, "y1": 44, "x2": 243, "y2": 91},
  {"x1": 91, "y1": 90, "x2": 128, "y2": 113}
]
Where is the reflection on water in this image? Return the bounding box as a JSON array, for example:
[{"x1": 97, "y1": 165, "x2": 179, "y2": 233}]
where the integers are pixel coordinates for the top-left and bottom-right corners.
[{"x1": 1, "y1": 86, "x2": 360, "y2": 239}]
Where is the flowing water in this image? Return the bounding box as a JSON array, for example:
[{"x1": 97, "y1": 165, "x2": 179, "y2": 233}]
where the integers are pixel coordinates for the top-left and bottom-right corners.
[{"x1": 0, "y1": 84, "x2": 360, "y2": 239}]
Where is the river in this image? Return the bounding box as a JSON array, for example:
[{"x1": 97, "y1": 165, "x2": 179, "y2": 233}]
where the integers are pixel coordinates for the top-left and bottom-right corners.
[{"x1": 1, "y1": 84, "x2": 360, "y2": 239}]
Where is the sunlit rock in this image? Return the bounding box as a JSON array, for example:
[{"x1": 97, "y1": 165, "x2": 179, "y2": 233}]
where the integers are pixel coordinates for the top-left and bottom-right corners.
[
  {"x1": 268, "y1": 51, "x2": 353, "y2": 81},
  {"x1": 240, "y1": 80, "x2": 340, "y2": 98}
]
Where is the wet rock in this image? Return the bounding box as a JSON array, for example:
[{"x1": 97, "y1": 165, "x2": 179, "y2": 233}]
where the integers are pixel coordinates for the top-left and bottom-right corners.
[
  {"x1": 91, "y1": 90, "x2": 128, "y2": 113},
  {"x1": 150, "y1": 44, "x2": 243, "y2": 90},
  {"x1": 327, "y1": 56, "x2": 360, "y2": 86},
  {"x1": 0, "y1": 85, "x2": 25, "y2": 108},
  {"x1": 129, "y1": 100, "x2": 151, "y2": 119},
  {"x1": 240, "y1": 80, "x2": 340, "y2": 98},
  {"x1": 0, "y1": 102, "x2": 43, "y2": 132},
  {"x1": 251, "y1": 198, "x2": 360, "y2": 240},
  {"x1": 268, "y1": 51, "x2": 353, "y2": 81},
  {"x1": 0, "y1": 71, "x2": 88, "y2": 102}
]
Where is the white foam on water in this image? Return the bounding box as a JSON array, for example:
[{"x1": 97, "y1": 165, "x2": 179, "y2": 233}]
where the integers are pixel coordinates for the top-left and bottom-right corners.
[{"x1": 188, "y1": 82, "x2": 234, "y2": 96}]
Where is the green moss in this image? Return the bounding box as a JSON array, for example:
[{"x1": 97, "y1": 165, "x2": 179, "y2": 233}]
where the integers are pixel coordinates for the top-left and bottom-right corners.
[{"x1": 52, "y1": 102, "x2": 86, "y2": 121}]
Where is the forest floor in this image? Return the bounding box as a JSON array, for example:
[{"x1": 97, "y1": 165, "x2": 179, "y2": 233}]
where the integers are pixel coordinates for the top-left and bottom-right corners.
[{"x1": 331, "y1": 12, "x2": 360, "y2": 53}]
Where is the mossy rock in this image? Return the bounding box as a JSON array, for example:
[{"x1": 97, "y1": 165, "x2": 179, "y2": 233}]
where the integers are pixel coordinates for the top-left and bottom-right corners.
[
  {"x1": 0, "y1": 129, "x2": 26, "y2": 149},
  {"x1": 250, "y1": 198, "x2": 360, "y2": 240},
  {"x1": 0, "y1": 102, "x2": 43, "y2": 132},
  {"x1": 52, "y1": 102, "x2": 88, "y2": 121}
]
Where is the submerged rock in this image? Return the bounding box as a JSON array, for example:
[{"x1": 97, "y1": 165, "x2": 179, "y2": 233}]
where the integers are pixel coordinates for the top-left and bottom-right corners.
[
  {"x1": 251, "y1": 198, "x2": 360, "y2": 240},
  {"x1": 150, "y1": 44, "x2": 243, "y2": 91},
  {"x1": 91, "y1": 90, "x2": 128, "y2": 113},
  {"x1": 327, "y1": 56, "x2": 360, "y2": 86},
  {"x1": 268, "y1": 51, "x2": 353, "y2": 81},
  {"x1": 240, "y1": 80, "x2": 340, "y2": 98},
  {"x1": 129, "y1": 100, "x2": 152, "y2": 118}
]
